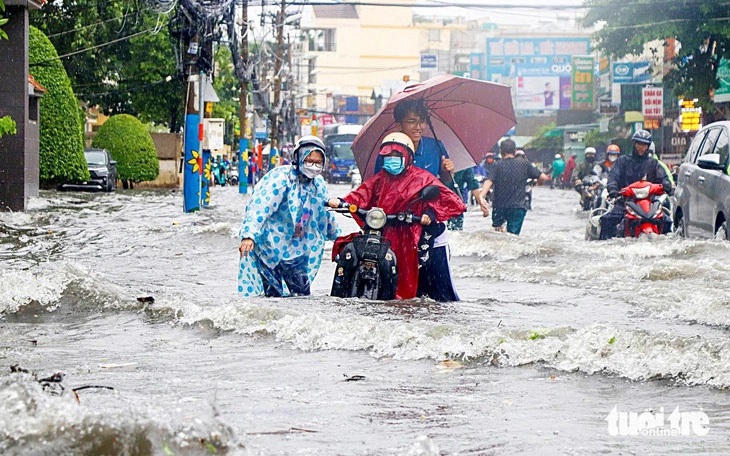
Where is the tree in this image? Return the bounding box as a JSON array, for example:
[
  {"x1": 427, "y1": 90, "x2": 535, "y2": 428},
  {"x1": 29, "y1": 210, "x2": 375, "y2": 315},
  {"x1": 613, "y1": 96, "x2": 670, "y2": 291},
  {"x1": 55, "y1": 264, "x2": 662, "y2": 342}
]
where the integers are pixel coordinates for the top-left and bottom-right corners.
[
  {"x1": 91, "y1": 114, "x2": 159, "y2": 187},
  {"x1": 31, "y1": 1, "x2": 183, "y2": 131},
  {"x1": 0, "y1": 0, "x2": 9, "y2": 41},
  {"x1": 29, "y1": 26, "x2": 89, "y2": 186},
  {"x1": 212, "y1": 45, "x2": 241, "y2": 146},
  {"x1": 582, "y1": 0, "x2": 730, "y2": 116},
  {"x1": 525, "y1": 123, "x2": 563, "y2": 151}
]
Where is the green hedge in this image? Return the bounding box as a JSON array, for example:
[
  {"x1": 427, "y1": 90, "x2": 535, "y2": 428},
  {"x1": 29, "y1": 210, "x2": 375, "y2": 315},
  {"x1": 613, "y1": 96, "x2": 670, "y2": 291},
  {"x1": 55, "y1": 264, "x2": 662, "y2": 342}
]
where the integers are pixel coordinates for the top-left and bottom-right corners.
[
  {"x1": 29, "y1": 26, "x2": 89, "y2": 185},
  {"x1": 91, "y1": 114, "x2": 159, "y2": 182}
]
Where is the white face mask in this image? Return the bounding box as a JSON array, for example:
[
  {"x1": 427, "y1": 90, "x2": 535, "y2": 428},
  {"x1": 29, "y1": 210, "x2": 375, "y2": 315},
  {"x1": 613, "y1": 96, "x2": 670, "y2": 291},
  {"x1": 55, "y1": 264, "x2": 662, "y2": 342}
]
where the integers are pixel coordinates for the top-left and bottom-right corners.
[
  {"x1": 301, "y1": 162, "x2": 323, "y2": 179},
  {"x1": 608, "y1": 155, "x2": 618, "y2": 163}
]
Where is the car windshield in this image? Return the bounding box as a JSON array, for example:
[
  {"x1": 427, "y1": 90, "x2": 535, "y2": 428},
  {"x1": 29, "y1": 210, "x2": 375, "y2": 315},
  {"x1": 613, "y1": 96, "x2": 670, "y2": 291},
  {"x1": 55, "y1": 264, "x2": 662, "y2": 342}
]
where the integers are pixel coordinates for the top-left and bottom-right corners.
[
  {"x1": 332, "y1": 143, "x2": 354, "y2": 160},
  {"x1": 84, "y1": 150, "x2": 107, "y2": 166}
]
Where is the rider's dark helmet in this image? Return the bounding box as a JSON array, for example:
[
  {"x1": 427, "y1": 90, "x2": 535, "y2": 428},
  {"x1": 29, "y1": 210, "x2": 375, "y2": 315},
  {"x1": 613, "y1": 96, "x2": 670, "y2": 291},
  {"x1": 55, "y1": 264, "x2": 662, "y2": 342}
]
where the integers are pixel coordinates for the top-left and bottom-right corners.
[
  {"x1": 632, "y1": 129, "x2": 652, "y2": 145},
  {"x1": 292, "y1": 135, "x2": 326, "y2": 172}
]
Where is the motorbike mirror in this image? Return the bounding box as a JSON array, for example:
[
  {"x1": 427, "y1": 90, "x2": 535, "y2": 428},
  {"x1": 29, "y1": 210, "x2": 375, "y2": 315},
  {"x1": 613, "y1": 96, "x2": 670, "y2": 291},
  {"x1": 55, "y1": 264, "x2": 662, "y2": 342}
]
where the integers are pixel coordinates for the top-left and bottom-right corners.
[{"x1": 420, "y1": 185, "x2": 441, "y2": 201}]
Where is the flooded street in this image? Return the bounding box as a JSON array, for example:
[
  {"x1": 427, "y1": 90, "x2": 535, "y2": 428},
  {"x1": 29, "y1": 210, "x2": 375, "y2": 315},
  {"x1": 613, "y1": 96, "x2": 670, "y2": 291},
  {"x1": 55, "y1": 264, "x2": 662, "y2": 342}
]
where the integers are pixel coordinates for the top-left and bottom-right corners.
[{"x1": 2, "y1": 184, "x2": 730, "y2": 455}]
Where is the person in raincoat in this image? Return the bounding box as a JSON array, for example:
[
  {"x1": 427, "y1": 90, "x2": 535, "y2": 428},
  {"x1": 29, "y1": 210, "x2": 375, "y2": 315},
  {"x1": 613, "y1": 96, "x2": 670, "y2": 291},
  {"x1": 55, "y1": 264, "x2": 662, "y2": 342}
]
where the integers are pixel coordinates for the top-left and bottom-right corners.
[
  {"x1": 238, "y1": 136, "x2": 340, "y2": 297},
  {"x1": 328, "y1": 132, "x2": 466, "y2": 301}
]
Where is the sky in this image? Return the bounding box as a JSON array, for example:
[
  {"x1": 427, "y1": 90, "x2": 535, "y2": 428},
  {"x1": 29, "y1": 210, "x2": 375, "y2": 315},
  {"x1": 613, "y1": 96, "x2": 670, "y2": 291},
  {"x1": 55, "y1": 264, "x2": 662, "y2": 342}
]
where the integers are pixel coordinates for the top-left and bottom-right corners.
[{"x1": 412, "y1": 0, "x2": 589, "y2": 26}]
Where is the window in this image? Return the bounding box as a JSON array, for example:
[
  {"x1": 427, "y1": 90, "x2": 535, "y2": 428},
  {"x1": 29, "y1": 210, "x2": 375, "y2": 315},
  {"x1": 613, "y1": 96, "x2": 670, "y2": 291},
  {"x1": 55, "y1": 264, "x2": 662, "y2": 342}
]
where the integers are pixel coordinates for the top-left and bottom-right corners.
[
  {"x1": 697, "y1": 127, "x2": 721, "y2": 161},
  {"x1": 686, "y1": 129, "x2": 707, "y2": 163},
  {"x1": 713, "y1": 128, "x2": 729, "y2": 167},
  {"x1": 308, "y1": 58, "x2": 317, "y2": 84},
  {"x1": 307, "y1": 29, "x2": 336, "y2": 52}
]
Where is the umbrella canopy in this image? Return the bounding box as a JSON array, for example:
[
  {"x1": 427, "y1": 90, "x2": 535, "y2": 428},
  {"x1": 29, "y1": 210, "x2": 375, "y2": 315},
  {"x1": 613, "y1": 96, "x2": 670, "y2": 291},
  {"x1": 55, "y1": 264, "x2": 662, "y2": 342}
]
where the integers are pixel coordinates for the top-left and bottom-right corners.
[{"x1": 352, "y1": 75, "x2": 517, "y2": 179}]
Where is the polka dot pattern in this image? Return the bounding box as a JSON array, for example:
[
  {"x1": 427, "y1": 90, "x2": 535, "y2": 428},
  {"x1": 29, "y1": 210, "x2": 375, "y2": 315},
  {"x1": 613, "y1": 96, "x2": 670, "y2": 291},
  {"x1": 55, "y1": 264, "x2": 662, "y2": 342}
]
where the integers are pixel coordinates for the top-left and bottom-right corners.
[{"x1": 237, "y1": 165, "x2": 342, "y2": 296}]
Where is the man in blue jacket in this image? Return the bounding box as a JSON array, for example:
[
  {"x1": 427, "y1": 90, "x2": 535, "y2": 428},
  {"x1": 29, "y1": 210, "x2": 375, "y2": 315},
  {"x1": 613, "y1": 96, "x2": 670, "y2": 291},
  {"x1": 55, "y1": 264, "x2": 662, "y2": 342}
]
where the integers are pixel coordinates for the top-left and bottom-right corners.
[{"x1": 599, "y1": 130, "x2": 673, "y2": 240}]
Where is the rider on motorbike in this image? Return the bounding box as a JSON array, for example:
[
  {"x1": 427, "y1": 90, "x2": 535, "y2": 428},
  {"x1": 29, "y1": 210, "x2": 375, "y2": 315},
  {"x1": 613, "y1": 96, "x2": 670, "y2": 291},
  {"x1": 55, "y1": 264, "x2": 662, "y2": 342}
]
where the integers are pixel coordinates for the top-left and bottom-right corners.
[
  {"x1": 327, "y1": 132, "x2": 466, "y2": 300},
  {"x1": 596, "y1": 144, "x2": 620, "y2": 180},
  {"x1": 599, "y1": 130, "x2": 673, "y2": 240},
  {"x1": 572, "y1": 147, "x2": 601, "y2": 209}
]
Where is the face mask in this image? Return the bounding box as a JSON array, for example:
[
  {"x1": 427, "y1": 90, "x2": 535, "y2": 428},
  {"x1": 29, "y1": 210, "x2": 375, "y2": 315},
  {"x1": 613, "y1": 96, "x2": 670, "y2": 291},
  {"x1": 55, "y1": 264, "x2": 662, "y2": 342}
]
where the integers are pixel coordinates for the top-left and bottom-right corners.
[
  {"x1": 608, "y1": 155, "x2": 618, "y2": 163},
  {"x1": 585, "y1": 155, "x2": 595, "y2": 163},
  {"x1": 383, "y1": 156, "x2": 404, "y2": 175},
  {"x1": 301, "y1": 162, "x2": 323, "y2": 179}
]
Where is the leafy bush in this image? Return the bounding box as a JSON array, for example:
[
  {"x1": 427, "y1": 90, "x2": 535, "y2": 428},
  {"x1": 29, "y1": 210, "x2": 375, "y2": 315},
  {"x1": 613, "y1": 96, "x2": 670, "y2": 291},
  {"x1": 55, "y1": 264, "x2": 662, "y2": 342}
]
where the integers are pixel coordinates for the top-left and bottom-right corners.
[
  {"x1": 29, "y1": 26, "x2": 89, "y2": 185},
  {"x1": 91, "y1": 114, "x2": 159, "y2": 183},
  {"x1": 0, "y1": 115, "x2": 15, "y2": 137}
]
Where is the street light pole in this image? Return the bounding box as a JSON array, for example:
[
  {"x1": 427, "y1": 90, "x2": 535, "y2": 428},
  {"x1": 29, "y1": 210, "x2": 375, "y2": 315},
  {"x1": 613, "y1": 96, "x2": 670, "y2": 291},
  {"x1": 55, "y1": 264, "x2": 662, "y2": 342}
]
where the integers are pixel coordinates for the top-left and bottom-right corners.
[{"x1": 238, "y1": 0, "x2": 250, "y2": 194}]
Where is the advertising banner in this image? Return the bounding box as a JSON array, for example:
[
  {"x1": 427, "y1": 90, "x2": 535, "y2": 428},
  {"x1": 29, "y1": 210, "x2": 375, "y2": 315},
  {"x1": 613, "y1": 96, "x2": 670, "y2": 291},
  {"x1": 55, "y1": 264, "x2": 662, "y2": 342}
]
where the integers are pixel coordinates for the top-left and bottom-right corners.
[
  {"x1": 571, "y1": 56, "x2": 594, "y2": 110},
  {"x1": 611, "y1": 61, "x2": 651, "y2": 83},
  {"x1": 642, "y1": 86, "x2": 664, "y2": 118},
  {"x1": 715, "y1": 57, "x2": 730, "y2": 103}
]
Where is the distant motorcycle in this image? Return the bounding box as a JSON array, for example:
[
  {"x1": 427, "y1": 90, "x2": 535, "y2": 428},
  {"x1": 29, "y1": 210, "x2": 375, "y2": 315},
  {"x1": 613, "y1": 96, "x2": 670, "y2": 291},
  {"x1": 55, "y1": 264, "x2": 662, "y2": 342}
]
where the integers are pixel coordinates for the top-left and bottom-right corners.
[
  {"x1": 329, "y1": 185, "x2": 440, "y2": 301},
  {"x1": 578, "y1": 174, "x2": 605, "y2": 211},
  {"x1": 348, "y1": 166, "x2": 362, "y2": 189},
  {"x1": 227, "y1": 167, "x2": 239, "y2": 186},
  {"x1": 211, "y1": 161, "x2": 228, "y2": 186}
]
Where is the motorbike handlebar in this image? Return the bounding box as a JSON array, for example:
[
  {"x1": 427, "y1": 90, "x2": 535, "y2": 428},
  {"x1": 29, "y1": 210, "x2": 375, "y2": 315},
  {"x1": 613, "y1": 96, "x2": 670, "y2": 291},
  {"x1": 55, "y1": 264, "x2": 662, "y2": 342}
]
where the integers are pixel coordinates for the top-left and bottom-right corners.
[{"x1": 326, "y1": 200, "x2": 425, "y2": 224}]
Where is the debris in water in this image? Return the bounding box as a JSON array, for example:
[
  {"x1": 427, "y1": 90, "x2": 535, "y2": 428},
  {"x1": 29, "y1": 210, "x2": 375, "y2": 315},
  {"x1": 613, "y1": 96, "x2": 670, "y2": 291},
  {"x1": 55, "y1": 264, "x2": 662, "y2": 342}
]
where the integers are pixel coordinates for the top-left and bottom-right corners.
[
  {"x1": 343, "y1": 374, "x2": 366, "y2": 382},
  {"x1": 137, "y1": 296, "x2": 155, "y2": 303},
  {"x1": 436, "y1": 359, "x2": 464, "y2": 371}
]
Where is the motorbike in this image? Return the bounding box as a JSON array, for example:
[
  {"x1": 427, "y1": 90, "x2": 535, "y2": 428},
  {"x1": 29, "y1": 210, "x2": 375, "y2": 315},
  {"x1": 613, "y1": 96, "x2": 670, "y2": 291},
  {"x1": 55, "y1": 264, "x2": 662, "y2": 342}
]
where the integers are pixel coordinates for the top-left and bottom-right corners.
[
  {"x1": 578, "y1": 174, "x2": 605, "y2": 211},
  {"x1": 525, "y1": 178, "x2": 536, "y2": 210},
  {"x1": 211, "y1": 161, "x2": 228, "y2": 186},
  {"x1": 227, "y1": 166, "x2": 239, "y2": 186},
  {"x1": 618, "y1": 180, "x2": 670, "y2": 238},
  {"x1": 329, "y1": 185, "x2": 440, "y2": 301},
  {"x1": 585, "y1": 180, "x2": 669, "y2": 240},
  {"x1": 348, "y1": 165, "x2": 362, "y2": 189}
]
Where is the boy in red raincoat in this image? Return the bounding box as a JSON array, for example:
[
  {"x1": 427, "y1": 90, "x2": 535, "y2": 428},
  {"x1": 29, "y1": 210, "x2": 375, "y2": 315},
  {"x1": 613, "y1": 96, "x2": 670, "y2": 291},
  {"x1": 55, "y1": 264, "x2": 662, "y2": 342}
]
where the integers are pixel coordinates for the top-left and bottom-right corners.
[{"x1": 328, "y1": 132, "x2": 466, "y2": 300}]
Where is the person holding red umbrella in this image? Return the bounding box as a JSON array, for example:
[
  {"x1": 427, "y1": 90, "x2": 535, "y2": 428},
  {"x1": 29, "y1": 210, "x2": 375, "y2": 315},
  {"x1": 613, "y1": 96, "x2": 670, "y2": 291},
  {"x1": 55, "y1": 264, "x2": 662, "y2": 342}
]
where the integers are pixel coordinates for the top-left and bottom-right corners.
[{"x1": 329, "y1": 132, "x2": 465, "y2": 301}]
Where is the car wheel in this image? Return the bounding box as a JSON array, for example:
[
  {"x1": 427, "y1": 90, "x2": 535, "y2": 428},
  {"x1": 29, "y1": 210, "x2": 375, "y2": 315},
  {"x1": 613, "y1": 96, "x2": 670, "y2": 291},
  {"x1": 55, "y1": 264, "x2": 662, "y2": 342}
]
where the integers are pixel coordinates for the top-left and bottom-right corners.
[
  {"x1": 715, "y1": 220, "x2": 729, "y2": 241},
  {"x1": 674, "y1": 215, "x2": 687, "y2": 237}
]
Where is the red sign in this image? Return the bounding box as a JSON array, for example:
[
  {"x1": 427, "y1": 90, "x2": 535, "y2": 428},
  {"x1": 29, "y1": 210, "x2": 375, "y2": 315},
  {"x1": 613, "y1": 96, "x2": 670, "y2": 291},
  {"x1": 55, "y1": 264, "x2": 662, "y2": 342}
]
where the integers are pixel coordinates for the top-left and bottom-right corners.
[
  {"x1": 318, "y1": 114, "x2": 335, "y2": 126},
  {"x1": 642, "y1": 87, "x2": 663, "y2": 119}
]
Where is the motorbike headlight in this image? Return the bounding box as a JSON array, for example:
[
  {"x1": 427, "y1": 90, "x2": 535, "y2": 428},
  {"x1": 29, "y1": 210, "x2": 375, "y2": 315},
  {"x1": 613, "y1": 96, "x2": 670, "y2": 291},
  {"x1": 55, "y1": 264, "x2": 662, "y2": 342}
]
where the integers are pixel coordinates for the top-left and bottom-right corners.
[
  {"x1": 365, "y1": 208, "x2": 387, "y2": 229},
  {"x1": 633, "y1": 187, "x2": 650, "y2": 199}
]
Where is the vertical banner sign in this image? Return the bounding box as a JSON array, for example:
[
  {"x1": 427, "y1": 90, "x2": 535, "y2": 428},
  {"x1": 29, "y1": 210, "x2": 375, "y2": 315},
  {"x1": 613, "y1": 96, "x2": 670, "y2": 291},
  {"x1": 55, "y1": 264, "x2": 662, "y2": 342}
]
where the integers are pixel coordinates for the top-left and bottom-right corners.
[
  {"x1": 642, "y1": 86, "x2": 664, "y2": 119},
  {"x1": 239, "y1": 138, "x2": 249, "y2": 195},
  {"x1": 183, "y1": 114, "x2": 202, "y2": 212},
  {"x1": 201, "y1": 150, "x2": 212, "y2": 207},
  {"x1": 571, "y1": 56, "x2": 595, "y2": 110},
  {"x1": 714, "y1": 57, "x2": 730, "y2": 103}
]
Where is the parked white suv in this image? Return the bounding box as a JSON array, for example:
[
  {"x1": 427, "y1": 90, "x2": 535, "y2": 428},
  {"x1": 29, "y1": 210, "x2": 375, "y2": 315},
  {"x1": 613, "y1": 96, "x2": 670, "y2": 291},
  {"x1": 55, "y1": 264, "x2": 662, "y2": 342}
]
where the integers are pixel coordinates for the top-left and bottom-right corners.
[{"x1": 673, "y1": 121, "x2": 730, "y2": 238}]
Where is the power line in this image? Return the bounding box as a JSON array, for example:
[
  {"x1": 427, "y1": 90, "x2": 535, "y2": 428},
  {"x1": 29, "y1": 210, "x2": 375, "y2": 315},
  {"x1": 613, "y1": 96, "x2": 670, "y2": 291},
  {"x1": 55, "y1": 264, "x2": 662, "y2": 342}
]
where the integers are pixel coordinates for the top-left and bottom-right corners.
[{"x1": 31, "y1": 27, "x2": 159, "y2": 66}]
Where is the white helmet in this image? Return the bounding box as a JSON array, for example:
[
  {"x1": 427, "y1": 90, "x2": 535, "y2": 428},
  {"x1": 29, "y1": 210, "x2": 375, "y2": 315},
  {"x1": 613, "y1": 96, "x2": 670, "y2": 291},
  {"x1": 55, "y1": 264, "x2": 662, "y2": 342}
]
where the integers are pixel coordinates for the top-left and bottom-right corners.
[
  {"x1": 584, "y1": 147, "x2": 596, "y2": 155},
  {"x1": 554, "y1": 154, "x2": 561, "y2": 159},
  {"x1": 380, "y1": 132, "x2": 414, "y2": 154}
]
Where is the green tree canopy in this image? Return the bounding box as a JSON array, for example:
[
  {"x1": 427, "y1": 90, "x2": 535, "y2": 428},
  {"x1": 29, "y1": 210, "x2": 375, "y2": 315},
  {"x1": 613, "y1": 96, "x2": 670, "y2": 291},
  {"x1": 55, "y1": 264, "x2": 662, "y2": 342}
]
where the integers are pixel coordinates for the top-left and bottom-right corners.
[
  {"x1": 29, "y1": 26, "x2": 89, "y2": 186},
  {"x1": 91, "y1": 114, "x2": 159, "y2": 183},
  {"x1": 31, "y1": 1, "x2": 183, "y2": 131},
  {"x1": 582, "y1": 0, "x2": 730, "y2": 114}
]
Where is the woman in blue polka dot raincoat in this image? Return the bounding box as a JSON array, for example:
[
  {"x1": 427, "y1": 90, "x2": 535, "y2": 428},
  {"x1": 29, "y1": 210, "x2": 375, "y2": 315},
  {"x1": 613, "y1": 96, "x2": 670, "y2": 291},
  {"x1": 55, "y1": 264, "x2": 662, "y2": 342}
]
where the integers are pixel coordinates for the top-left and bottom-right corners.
[{"x1": 238, "y1": 136, "x2": 341, "y2": 297}]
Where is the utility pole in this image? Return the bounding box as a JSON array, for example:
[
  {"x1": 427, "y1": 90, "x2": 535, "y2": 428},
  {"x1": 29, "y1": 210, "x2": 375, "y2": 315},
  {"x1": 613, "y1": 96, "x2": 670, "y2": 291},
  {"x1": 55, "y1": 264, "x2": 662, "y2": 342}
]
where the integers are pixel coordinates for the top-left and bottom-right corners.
[
  {"x1": 238, "y1": 0, "x2": 250, "y2": 194},
  {"x1": 269, "y1": 0, "x2": 286, "y2": 150}
]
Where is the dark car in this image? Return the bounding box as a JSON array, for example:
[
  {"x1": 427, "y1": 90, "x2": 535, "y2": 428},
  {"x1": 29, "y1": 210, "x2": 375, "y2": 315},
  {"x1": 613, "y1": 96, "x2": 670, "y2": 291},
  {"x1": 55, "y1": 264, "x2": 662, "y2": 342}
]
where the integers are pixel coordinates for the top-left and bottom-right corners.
[
  {"x1": 59, "y1": 148, "x2": 118, "y2": 192},
  {"x1": 673, "y1": 121, "x2": 730, "y2": 239}
]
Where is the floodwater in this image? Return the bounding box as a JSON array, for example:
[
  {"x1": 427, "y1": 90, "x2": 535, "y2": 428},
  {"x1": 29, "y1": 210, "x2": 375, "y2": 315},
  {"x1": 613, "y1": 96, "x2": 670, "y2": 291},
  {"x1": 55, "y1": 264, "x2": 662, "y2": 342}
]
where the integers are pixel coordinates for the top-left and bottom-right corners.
[{"x1": 1, "y1": 184, "x2": 729, "y2": 455}]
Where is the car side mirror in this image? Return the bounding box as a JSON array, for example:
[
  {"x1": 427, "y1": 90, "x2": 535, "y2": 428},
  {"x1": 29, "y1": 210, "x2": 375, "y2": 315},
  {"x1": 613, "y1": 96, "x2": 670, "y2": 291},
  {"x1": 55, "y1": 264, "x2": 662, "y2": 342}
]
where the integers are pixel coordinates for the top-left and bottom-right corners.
[
  {"x1": 420, "y1": 185, "x2": 440, "y2": 201},
  {"x1": 697, "y1": 153, "x2": 725, "y2": 171}
]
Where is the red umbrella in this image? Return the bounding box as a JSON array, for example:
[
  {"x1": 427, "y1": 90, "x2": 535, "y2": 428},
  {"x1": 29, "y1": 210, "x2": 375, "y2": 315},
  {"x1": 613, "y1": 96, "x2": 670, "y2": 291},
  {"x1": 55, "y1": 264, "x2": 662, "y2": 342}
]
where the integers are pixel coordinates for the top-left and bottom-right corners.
[{"x1": 352, "y1": 75, "x2": 516, "y2": 179}]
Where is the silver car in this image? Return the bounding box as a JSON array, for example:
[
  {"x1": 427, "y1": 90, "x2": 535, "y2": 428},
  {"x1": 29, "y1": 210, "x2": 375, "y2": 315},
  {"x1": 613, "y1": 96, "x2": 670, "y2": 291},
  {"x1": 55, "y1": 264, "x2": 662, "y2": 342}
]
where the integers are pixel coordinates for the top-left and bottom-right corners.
[{"x1": 673, "y1": 121, "x2": 730, "y2": 239}]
